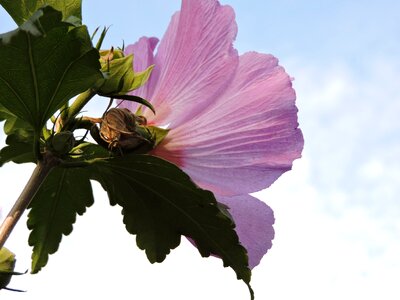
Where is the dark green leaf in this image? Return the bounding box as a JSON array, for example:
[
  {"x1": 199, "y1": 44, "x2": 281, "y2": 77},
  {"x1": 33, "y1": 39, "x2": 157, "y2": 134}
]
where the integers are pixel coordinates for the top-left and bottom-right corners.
[
  {"x1": 88, "y1": 154, "x2": 253, "y2": 295},
  {"x1": 0, "y1": 108, "x2": 35, "y2": 166},
  {"x1": 27, "y1": 166, "x2": 94, "y2": 273},
  {"x1": 0, "y1": 6, "x2": 102, "y2": 131},
  {"x1": 0, "y1": 103, "x2": 11, "y2": 121},
  {"x1": 0, "y1": 0, "x2": 82, "y2": 25},
  {"x1": 0, "y1": 134, "x2": 35, "y2": 166}
]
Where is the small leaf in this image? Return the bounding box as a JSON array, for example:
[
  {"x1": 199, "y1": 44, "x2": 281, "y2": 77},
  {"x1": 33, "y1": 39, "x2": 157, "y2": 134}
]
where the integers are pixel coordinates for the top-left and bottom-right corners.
[
  {"x1": 88, "y1": 154, "x2": 253, "y2": 294},
  {"x1": 2, "y1": 113, "x2": 33, "y2": 137},
  {"x1": 0, "y1": 134, "x2": 35, "y2": 166},
  {"x1": 0, "y1": 0, "x2": 82, "y2": 25},
  {"x1": 0, "y1": 109, "x2": 35, "y2": 166},
  {"x1": 0, "y1": 6, "x2": 102, "y2": 132},
  {"x1": 27, "y1": 166, "x2": 94, "y2": 273}
]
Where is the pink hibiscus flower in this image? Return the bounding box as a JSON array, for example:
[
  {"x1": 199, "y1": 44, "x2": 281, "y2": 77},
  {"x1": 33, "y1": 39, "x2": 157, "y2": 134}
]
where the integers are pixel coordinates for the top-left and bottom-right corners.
[{"x1": 120, "y1": 0, "x2": 303, "y2": 268}]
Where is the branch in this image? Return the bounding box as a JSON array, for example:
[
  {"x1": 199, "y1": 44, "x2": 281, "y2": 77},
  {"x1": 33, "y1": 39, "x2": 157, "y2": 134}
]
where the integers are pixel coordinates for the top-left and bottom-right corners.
[{"x1": 0, "y1": 153, "x2": 59, "y2": 249}]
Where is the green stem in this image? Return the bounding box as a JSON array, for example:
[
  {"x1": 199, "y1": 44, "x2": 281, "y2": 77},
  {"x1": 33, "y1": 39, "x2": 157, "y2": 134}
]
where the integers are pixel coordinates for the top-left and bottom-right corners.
[
  {"x1": 0, "y1": 153, "x2": 59, "y2": 249},
  {"x1": 67, "y1": 89, "x2": 96, "y2": 121}
]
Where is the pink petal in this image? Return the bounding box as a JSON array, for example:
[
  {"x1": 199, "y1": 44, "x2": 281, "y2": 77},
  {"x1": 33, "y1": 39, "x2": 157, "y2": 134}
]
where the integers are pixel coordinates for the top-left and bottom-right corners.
[
  {"x1": 136, "y1": 0, "x2": 239, "y2": 127},
  {"x1": 218, "y1": 194, "x2": 274, "y2": 269},
  {"x1": 153, "y1": 52, "x2": 304, "y2": 195},
  {"x1": 119, "y1": 37, "x2": 159, "y2": 111}
]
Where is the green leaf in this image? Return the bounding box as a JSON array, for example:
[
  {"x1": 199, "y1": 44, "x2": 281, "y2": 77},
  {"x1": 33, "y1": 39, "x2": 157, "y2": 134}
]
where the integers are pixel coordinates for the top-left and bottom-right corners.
[
  {"x1": 97, "y1": 50, "x2": 154, "y2": 96},
  {"x1": 0, "y1": 103, "x2": 12, "y2": 121},
  {"x1": 0, "y1": 106, "x2": 35, "y2": 166},
  {"x1": 88, "y1": 154, "x2": 253, "y2": 295},
  {"x1": 0, "y1": 134, "x2": 35, "y2": 166},
  {"x1": 27, "y1": 166, "x2": 94, "y2": 273},
  {"x1": 2, "y1": 113, "x2": 32, "y2": 137},
  {"x1": 0, "y1": 0, "x2": 82, "y2": 25},
  {"x1": 0, "y1": 6, "x2": 102, "y2": 132}
]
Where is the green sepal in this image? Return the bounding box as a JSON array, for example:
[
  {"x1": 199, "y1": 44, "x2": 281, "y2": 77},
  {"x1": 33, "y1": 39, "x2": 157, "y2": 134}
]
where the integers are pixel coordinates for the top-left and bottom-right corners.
[
  {"x1": 110, "y1": 94, "x2": 155, "y2": 114},
  {"x1": 0, "y1": 0, "x2": 82, "y2": 25},
  {"x1": 97, "y1": 50, "x2": 154, "y2": 96},
  {"x1": 147, "y1": 126, "x2": 169, "y2": 147},
  {"x1": 27, "y1": 166, "x2": 94, "y2": 273},
  {"x1": 93, "y1": 26, "x2": 109, "y2": 50},
  {"x1": 87, "y1": 154, "x2": 253, "y2": 296},
  {"x1": 0, "y1": 6, "x2": 102, "y2": 132}
]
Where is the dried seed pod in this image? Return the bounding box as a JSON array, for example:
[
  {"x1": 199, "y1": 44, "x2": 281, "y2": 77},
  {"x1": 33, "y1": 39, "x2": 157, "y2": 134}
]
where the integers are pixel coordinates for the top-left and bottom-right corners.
[{"x1": 91, "y1": 108, "x2": 154, "y2": 154}]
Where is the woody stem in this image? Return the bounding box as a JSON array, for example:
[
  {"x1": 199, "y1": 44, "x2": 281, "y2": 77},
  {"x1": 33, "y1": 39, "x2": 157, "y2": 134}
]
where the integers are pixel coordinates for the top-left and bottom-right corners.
[{"x1": 0, "y1": 153, "x2": 59, "y2": 249}]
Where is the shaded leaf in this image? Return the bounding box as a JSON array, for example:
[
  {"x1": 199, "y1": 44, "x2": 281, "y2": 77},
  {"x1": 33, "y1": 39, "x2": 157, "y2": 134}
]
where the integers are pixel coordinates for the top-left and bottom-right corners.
[
  {"x1": 0, "y1": 107, "x2": 35, "y2": 166},
  {"x1": 88, "y1": 154, "x2": 253, "y2": 295},
  {"x1": 2, "y1": 113, "x2": 33, "y2": 137},
  {"x1": 27, "y1": 167, "x2": 94, "y2": 273},
  {"x1": 0, "y1": 0, "x2": 82, "y2": 25},
  {"x1": 0, "y1": 6, "x2": 102, "y2": 131},
  {"x1": 0, "y1": 103, "x2": 12, "y2": 121},
  {"x1": 0, "y1": 134, "x2": 35, "y2": 166}
]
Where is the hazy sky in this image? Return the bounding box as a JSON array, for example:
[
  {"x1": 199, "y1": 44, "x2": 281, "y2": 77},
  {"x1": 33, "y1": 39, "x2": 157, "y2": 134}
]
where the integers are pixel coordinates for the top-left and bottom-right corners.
[{"x1": 1, "y1": 1, "x2": 399, "y2": 299}]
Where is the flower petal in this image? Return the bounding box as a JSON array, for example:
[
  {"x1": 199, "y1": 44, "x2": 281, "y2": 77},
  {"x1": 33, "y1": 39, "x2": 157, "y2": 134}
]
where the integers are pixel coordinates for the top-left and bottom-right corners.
[
  {"x1": 218, "y1": 194, "x2": 274, "y2": 269},
  {"x1": 138, "y1": 0, "x2": 239, "y2": 127},
  {"x1": 153, "y1": 52, "x2": 304, "y2": 195}
]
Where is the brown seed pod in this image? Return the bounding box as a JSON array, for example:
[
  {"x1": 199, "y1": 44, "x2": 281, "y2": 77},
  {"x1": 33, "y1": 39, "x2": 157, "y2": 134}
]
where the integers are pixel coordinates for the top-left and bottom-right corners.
[{"x1": 90, "y1": 108, "x2": 154, "y2": 154}]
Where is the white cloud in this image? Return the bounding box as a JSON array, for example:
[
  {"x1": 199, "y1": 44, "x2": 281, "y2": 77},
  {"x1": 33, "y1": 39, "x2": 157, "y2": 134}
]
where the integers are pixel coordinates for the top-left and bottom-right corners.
[{"x1": 250, "y1": 56, "x2": 400, "y2": 300}]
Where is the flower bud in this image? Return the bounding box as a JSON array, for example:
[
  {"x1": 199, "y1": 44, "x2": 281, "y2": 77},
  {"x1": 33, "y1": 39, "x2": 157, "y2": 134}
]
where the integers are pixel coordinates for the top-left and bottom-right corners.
[{"x1": 49, "y1": 131, "x2": 75, "y2": 155}]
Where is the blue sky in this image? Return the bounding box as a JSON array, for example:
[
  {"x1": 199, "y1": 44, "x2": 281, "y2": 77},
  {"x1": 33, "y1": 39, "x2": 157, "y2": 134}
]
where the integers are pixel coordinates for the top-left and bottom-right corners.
[{"x1": 1, "y1": 1, "x2": 399, "y2": 299}]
